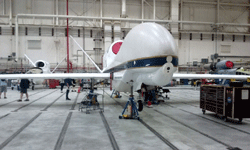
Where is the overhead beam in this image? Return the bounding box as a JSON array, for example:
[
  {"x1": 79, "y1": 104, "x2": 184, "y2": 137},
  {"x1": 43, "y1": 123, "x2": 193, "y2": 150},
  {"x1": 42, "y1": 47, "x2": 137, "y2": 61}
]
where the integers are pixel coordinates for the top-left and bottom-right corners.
[
  {"x1": 15, "y1": 14, "x2": 250, "y2": 26},
  {"x1": 184, "y1": 1, "x2": 250, "y2": 7}
]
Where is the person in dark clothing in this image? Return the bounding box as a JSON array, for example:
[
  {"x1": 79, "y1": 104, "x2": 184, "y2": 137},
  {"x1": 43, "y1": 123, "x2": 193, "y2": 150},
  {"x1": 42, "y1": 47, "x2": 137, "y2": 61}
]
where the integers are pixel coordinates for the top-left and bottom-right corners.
[
  {"x1": 18, "y1": 79, "x2": 30, "y2": 102},
  {"x1": 60, "y1": 71, "x2": 66, "y2": 93},
  {"x1": 64, "y1": 78, "x2": 72, "y2": 100},
  {"x1": 60, "y1": 79, "x2": 65, "y2": 93}
]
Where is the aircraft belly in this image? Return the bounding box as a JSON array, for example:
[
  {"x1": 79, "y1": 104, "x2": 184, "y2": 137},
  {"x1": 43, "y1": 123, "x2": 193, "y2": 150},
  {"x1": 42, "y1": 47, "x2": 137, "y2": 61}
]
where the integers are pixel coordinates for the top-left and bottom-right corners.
[
  {"x1": 32, "y1": 79, "x2": 44, "y2": 85},
  {"x1": 112, "y1": 79, "x2": 131, "y2": 92}
]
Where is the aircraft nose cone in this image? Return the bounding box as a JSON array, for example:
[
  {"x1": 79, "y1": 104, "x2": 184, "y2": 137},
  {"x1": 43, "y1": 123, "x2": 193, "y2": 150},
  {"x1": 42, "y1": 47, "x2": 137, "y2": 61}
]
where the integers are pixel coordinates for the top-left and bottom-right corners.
[{"x1": 117, "y1": 23, "x2": 178, "y2": 62}]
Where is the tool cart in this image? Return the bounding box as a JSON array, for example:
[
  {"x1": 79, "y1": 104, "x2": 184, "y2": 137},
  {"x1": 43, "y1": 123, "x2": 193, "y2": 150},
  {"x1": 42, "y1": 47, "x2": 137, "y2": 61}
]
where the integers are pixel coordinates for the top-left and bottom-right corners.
[{"x1": 200, "y1": 85, "x2": 250, "y2": 123}]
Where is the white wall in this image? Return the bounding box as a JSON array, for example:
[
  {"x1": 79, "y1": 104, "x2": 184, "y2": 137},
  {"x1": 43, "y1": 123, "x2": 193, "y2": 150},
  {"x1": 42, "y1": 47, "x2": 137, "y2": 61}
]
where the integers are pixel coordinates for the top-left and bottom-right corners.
[{"x1": 178, "y1": 33, "x2": 250, "y2": 65}]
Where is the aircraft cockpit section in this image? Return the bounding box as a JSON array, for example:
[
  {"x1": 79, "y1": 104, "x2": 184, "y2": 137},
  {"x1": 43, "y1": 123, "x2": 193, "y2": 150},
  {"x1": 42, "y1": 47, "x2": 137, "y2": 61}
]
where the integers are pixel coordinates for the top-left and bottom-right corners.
[
  {"x1": 34, "y1": 60, "x2": 50, "y2": 73},
  {"x1": 25, "y1": 67, "x2": 43, "y2": 74}
]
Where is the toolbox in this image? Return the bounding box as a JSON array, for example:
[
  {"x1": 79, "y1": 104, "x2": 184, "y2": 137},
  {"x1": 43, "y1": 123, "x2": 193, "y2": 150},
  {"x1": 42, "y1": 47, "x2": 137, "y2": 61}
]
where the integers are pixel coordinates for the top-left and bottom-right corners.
[{"x1": 200, "y1": 85, "x2": 250, "y2": 123}]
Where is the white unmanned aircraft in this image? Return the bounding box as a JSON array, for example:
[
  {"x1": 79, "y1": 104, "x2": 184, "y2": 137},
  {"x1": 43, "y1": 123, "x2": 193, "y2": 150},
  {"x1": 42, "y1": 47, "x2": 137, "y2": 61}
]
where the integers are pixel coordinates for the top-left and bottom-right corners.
[
  {"x1": 1, "y1": 23, "x2": 249, "y2": 118},
  {"x1": 23, "y1": 54, "x2": 66, "y2": 90}
]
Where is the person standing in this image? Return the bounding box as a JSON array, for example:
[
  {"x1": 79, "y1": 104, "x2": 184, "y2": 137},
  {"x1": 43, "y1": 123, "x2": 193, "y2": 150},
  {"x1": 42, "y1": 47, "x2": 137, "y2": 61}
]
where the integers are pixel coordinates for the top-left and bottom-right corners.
[
  {"x1": 60, "y1": 78, "x2": 65, "y2": 93},
  {"x1": 0, "y1": 79, "x2": 8, "y2": 99},
  {"x1": 60, "y1": 71, "x2": 66, "y2": 93},
  {"x1": 18, "y1": 78, "x2": 30, "y2": 102},
  {"x1": 64, "y1": 78, "x2": 72, "y2": 100}
]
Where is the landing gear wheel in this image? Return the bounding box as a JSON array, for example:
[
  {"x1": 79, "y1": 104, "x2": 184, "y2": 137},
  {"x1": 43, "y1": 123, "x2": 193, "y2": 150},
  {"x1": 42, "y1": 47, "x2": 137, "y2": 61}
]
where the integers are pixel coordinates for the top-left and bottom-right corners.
[
  {"x1": 119, "y1": 116, "x2": 122, "y2": 119},
  {"x1": 138, "y1": 100, "x2": 143, "y2": 112},
  {"x1": 202, "y1": 109, "x2": 206, "y2": 114}
]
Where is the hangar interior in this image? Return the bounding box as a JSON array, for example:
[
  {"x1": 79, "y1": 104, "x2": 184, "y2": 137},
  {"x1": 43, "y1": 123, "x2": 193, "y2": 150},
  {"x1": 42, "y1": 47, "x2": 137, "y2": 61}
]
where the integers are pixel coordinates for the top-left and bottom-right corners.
[
  {"x1": 0, "y1": 0, "x2": 250, "y2": 73},
  {"x1": 1, "y1": 1, "x2": 250, "y2": 150}
]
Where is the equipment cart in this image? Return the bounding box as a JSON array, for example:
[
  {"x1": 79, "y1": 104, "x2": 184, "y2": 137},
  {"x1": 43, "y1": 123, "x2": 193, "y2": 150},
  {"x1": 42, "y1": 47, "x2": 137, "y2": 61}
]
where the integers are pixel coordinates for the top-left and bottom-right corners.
[
  {"x1": 200, "y1": 85, "x2": 250, "y2": 123},
  {"x1": 78, "y1": 90, "x2": 104, "y2": 114}
]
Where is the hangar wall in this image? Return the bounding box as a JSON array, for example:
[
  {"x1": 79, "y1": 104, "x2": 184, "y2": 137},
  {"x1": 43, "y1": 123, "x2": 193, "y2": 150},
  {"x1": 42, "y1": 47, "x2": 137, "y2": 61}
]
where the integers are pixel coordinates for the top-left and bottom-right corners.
[
  {"x1": 178, "y1": 33, "x2": 250, "y2": 65},
  {"x1": 0, "y1": 0, "x2": 249, "y2": 72}
]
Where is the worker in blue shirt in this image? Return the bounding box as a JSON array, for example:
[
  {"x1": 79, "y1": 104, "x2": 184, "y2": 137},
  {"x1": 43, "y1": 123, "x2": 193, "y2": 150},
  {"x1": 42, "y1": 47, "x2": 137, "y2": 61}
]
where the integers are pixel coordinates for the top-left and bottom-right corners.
[{"x1": 64, "y1": 78, "x2": 72, "y2": 100}]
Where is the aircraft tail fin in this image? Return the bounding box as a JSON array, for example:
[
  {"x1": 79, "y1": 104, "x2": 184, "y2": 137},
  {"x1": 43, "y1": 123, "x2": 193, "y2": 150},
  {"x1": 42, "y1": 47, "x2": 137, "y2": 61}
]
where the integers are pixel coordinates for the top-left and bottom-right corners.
[
  {"x1": 51, "y1": 55, "x2": 67, "y2": 73},
  {"x1": 70, "y1": 35, "x2": 102, "y2": 73},
  {"x1": 24, "y1": 54, "x2": 36, "y2": 67}
]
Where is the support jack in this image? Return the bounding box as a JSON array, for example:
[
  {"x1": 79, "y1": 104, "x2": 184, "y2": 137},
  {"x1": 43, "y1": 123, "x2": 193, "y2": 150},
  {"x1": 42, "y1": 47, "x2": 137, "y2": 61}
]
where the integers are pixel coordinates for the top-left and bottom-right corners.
[
  {"x1": 119, "y1": 96, "x2": 140, "y2": 120},
  {"x1": 119, "y1": 83, "x2": 140, "y2": 120}
]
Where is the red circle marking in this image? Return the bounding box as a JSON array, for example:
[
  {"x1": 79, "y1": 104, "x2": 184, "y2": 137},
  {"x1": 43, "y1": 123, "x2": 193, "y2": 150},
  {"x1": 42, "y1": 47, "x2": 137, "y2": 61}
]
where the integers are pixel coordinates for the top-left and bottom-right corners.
[
  {"x1": 225, "y1": 61, "x2": 234, "y2": 68},
  {"x1": 112, "y1": 42, "x2": 123, "y2": 54}
]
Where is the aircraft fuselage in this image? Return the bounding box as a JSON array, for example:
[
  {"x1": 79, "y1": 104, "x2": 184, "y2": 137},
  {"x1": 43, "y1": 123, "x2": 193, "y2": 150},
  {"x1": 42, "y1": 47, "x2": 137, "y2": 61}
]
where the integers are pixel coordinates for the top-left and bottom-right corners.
[{"x1": 102, "y1": 23, "x2": 178, "y2": 92}]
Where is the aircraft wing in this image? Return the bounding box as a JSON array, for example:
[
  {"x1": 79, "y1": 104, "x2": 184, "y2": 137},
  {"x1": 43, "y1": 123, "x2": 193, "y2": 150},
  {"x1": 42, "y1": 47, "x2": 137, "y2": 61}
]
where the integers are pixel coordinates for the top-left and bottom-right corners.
[
  {"x1": 173, "y1": 73, "x2": 250, "y2": 80},
  {"x1": 0, "y1": 73, "x2": 110, "y2": 80}
]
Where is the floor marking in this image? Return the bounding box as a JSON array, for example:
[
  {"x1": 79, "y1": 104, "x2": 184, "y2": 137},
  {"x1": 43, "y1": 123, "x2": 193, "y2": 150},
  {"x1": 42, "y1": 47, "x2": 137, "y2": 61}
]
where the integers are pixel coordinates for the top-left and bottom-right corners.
[
  {"x1": 0, "y1": 112, "x2": 42, "y2": 149},
  {"x1": 0, "y1": 90, "x2": 44, "y2": 108},
  {"x1": 41, "y1": 93, "x2": 65, "y2": 111},
  {"x1": 100, "y1": 111, "x2": 119, "y2": 150},
  {"x1": 0, "y1": 113, "x2": 10, "y2": 120},
  {"x1": 12, "y1": 89, "x2": 58, "y2": 112},
  {"x1": 70, "y1": 93, "x2": 79, "y2": 110},
  {"x1": 54, "y1": 112, "x2": 72, "y2": 150}
]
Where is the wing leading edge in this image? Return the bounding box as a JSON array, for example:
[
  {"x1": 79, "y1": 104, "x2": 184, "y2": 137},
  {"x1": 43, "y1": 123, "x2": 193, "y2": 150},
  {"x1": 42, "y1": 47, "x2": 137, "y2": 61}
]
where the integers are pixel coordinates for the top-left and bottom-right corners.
[
  {"x1": 173, "y1": 73, "x2": 250, "y2": 80},
  {"x1": 0, "y1": 73, "x2": 110, "y2": 80}
]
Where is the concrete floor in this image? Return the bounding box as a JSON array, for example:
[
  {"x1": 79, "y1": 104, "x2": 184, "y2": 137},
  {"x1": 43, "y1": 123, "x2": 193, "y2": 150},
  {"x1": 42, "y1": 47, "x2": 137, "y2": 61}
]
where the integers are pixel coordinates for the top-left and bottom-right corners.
[{"x1": 0, "y1": 86, "x2": 250, "y2": 150}]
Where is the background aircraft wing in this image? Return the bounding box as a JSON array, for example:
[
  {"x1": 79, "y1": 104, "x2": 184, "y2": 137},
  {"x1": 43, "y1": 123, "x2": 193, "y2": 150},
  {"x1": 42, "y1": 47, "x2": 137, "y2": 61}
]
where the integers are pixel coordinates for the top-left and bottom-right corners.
[
  {"x1": 0, "y1": 73, "x2": 110, "y2": 80},
  {"x1": 173, "y1": 73, "x2": 250, "y2": 80}
]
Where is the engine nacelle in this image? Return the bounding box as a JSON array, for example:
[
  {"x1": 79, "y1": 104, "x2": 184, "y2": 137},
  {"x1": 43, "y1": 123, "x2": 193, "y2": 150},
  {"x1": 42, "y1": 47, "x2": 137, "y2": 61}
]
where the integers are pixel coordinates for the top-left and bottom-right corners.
[
  {"x1": 34, "y1": 60, "x2": 50, "y2": 73},
  {"x1": 204, "y1": 60, "x2": 234, "y2": 71}
]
